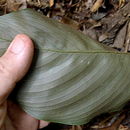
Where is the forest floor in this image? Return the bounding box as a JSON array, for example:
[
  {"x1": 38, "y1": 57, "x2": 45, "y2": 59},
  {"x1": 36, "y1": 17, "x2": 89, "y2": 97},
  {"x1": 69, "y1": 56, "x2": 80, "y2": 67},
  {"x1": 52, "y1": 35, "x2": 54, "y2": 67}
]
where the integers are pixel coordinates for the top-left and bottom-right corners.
[{"x1": 0, "y1": 0, "x2": 130, "y2": 130}]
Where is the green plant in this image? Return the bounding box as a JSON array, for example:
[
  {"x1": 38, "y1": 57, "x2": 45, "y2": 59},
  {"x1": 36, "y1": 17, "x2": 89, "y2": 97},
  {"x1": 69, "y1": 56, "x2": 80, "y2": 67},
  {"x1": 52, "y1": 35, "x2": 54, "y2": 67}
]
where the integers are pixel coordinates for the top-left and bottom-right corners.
[{"x1": 0, "y1": 9, "x2": 130, "y2": 125}]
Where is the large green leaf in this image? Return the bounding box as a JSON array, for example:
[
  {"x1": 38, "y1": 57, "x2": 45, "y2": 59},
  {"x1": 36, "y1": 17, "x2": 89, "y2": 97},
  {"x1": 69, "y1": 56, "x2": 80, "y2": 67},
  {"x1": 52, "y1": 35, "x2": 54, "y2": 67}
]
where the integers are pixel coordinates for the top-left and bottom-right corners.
[{"x1": 0, "y1": 9, "x2": 130, "y2": 125}]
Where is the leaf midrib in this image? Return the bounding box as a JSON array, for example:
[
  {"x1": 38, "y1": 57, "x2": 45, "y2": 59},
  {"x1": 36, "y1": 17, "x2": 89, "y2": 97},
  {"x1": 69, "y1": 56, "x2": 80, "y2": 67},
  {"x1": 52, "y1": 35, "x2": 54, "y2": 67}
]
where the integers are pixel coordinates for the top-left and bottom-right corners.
[{"x1": 1, "y1": 37, "x2": 130, "y2": 55}]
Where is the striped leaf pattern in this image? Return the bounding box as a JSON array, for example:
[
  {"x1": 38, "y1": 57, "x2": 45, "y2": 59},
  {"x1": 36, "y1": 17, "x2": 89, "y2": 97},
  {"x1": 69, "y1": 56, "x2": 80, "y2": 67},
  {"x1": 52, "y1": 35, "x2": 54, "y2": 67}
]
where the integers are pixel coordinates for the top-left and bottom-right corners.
[{"x1": 0, "y1": 9, "x2": 130, "y2": 125}]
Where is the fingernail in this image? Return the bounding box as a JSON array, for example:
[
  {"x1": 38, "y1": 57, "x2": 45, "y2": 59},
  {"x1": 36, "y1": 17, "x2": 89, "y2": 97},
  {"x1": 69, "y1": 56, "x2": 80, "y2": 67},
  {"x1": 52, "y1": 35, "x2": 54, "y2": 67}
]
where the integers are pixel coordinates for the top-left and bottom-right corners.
[{"x1": 9, "y1": 35, "x2": 25, "y2": 54}]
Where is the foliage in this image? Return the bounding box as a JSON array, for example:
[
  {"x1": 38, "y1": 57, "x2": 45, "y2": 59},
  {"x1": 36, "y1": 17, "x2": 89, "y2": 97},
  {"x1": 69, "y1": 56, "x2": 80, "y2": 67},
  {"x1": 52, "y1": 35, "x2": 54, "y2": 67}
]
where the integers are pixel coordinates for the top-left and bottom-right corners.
[{"x1": 0, "y1": 9, "x2": 130, "y2": 125}]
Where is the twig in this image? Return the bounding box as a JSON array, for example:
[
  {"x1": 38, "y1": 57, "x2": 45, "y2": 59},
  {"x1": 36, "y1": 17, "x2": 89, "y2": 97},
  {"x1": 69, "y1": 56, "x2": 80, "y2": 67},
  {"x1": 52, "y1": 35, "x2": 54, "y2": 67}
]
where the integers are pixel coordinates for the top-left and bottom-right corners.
[{"x1": 124, "y1": 22, "x2": 130, "y2": 52}]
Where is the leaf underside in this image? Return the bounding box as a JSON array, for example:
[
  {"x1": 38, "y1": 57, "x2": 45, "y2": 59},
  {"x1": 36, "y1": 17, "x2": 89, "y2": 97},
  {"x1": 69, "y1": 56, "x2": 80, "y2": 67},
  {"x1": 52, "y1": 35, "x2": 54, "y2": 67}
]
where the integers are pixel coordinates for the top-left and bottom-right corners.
[{"x1": 0, "y1": 9, "x2": 130, "y2": 125}]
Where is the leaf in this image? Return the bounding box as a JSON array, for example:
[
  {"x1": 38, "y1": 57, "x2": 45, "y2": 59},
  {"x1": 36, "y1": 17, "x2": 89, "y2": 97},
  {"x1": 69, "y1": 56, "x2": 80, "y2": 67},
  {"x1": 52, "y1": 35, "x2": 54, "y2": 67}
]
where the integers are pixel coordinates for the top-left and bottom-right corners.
[
  {"x1": 0, "y1": 9, "x2": 130, "y2": 125},
  {"x1": 90, "y1": 0, "x2": 103, "y2": 12}
]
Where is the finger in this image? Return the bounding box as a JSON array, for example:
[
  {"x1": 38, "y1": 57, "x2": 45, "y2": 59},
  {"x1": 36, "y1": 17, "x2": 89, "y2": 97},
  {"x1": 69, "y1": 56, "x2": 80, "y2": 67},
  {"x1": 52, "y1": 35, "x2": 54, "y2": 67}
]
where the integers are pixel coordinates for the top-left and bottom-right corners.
[
  {"x1": 7, "y1": 101, "x2": 39, "y2": 130},
  {"x1": 39, "y1": 120, "x2": 50, "y2": 129},
  {"x1": 8, "y1": 100, "x2": 49, "y2": 130},
  {"x1": 0, "y1": 34, "x2": 34, "y2": 104}
]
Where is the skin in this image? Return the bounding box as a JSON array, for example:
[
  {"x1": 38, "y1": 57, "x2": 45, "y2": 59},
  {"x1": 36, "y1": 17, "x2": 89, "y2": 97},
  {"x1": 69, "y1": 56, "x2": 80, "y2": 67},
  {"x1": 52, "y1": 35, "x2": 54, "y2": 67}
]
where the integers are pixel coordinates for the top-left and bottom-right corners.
[{"x1": 0, "y1": 34, "x2": 49, "y2": 130}]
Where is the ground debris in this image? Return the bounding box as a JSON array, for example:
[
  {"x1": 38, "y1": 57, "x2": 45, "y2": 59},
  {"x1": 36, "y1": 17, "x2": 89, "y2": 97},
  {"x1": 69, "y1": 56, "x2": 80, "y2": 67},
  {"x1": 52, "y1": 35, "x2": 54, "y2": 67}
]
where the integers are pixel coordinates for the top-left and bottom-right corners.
[
  {"x1": 0, "y1": 0, "x2": 27, "y2": 14},
  {"x1": 91, "y1": 0, "x2": 103, "y2": 12},
  {"x1": 110, "y1": 22, "x2": 128, "y2": 51}
]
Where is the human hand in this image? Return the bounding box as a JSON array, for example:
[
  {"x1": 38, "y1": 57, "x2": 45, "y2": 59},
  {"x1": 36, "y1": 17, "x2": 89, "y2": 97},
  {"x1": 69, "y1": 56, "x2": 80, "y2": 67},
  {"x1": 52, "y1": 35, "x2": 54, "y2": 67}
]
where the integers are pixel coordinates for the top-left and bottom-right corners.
[{"x1": 0, "y1": 34, "x2": 49, "y2": 130}]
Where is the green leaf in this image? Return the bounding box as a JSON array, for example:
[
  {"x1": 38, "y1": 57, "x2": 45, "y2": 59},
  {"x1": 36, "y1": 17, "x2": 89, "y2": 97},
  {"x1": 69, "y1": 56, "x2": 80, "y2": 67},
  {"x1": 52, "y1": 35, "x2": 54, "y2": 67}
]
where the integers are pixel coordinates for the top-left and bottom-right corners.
[{"x1": 0, "y1": 9, "x2": 130, "y2": 125}]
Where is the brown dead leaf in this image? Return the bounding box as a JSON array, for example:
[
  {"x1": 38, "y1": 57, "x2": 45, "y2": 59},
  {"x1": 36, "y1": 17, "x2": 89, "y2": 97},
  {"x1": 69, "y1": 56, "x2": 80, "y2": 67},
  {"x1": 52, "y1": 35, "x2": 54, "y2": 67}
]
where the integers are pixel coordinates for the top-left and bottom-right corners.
[
  {"x1": 6, "y1": 0, "x2": 21, "y2": 12},
  {"x1": 121, "y1": 110, "x2": 130, "y2": 129},
  {"x1": 99, "y1": 114, "x2": 125, "y2": 130},
  {"x1": 60, "y1": 17, "x2": 80, "y2": 30},
  {"x1": 98, "y1": 2, "x2": 130, "y2": 45},
  {"x1": 17, "y1": 0, "x2": 27, "y2": 9},
  {"x1": 49, "y1": 0, "x2": 54, "y2": 7},
  {"x1": 6, "y1": 0, "x2": 27, "y2": 12},
  {"x1": 86, "y1": 0, "x2": 93, "y2": 10},
  {"x1": 118, "y1": 124, "x2": 129, "y2": 130},
  {"x1": 71, "y1": 126, "x2": 83, "y2": 130},
  {"x1": 101, "y1": 2, "x2": 130, "y2": 30},
  {"x1": 119, "y1": 0, "x2": 126, "y2": 8},
  {"x1": 91, "y1": 0, "x2": 104, "y2": 12},
  {"x1": 83, "y1": 27, "x2": 97, "y2": 40},
  {"x1": 128, "y1": 45, "x2": 130, "y2": 51},
  {"x1": 99, "y1": 33, "x2": 109, "y2": 42},
  {"x1": 27, "y1": 0, "x2": 49, "y2": 8},
  {"x1": 0, "y1": 0, "x2": 6, "y2": 5},
  {"x1": 0, "y1": 0, "x2": 6, "y2": 13},
  {"x1": 124, "y1": 22, "x2": 130, "y2": 52},
  {"x1": 90, "y1": 113, "x2": 126, "y2": 130},
  {"x1": 111, "y1": 22, "x2": 127, "y2": 50}
]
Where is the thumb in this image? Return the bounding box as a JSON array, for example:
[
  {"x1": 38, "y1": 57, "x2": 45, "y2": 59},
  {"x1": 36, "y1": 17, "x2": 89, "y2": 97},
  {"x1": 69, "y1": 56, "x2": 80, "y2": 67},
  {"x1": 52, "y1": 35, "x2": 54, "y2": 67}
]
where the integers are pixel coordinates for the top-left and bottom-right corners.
[{"x1": 0, "y1": 34, "x2": 34, "y2": 104}]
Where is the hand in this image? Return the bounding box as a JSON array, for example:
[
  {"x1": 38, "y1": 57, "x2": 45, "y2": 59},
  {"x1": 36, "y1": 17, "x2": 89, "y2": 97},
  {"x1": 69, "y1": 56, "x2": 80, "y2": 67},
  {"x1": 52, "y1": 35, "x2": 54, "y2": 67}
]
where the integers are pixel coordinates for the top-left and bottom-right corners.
[{"x1": 0, "y1": 34, "x2": 49, "y2": 130}]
